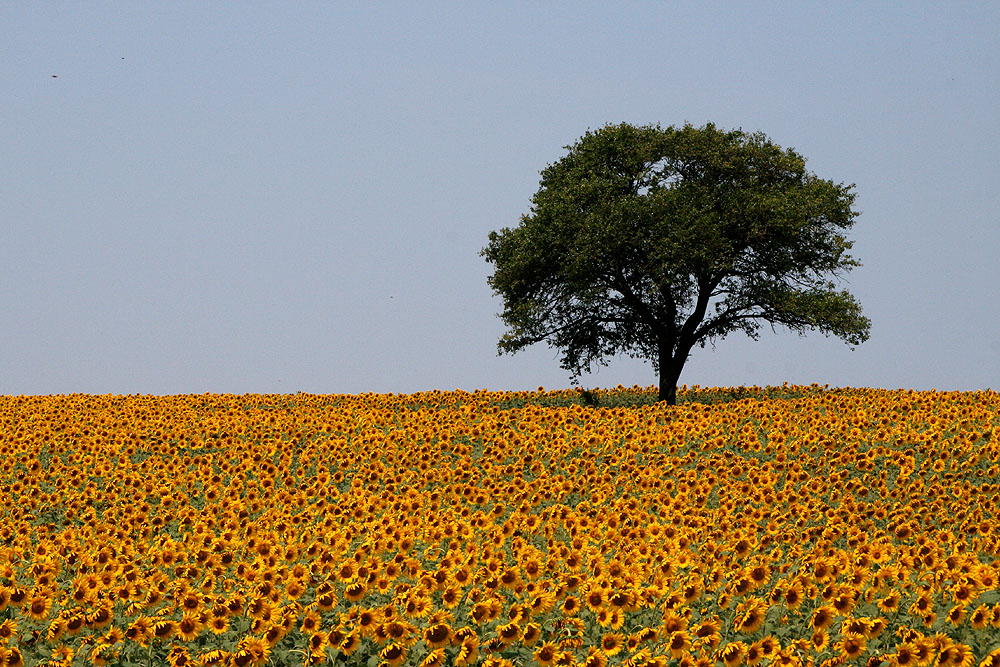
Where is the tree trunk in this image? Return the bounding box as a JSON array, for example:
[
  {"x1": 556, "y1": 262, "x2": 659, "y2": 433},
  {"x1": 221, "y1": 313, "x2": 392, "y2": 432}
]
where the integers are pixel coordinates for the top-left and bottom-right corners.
[
  {"x1": 657, "y1": 341, "x2": 686, "y2": 405},
  {"x1": 658, "y1": 373, "x2": 677, "y2": 405}
]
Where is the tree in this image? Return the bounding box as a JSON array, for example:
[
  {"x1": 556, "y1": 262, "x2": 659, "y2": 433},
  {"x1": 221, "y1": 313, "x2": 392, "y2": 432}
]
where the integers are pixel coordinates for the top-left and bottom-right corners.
[{"x1": 482, "y1": 122, "x2": 871, "y2": 404}]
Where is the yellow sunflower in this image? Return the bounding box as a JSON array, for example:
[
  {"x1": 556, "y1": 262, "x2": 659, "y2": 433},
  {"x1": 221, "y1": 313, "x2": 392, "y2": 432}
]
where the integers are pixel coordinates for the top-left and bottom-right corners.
[{"x1": 531, "y1": 642, "x2": 559, "y2": 667}]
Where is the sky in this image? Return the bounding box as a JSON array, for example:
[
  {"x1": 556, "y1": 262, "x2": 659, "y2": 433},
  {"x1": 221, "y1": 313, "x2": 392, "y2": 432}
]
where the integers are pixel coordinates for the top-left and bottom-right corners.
[{"x1": 2, "y1": 2, "x2": 998, "y2": 396}]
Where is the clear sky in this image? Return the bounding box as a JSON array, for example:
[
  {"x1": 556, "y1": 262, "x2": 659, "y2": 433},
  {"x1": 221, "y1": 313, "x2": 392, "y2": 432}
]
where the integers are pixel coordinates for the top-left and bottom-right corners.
[{"x1": 2, "y1": 3, "x2": 998, "y2": 396}]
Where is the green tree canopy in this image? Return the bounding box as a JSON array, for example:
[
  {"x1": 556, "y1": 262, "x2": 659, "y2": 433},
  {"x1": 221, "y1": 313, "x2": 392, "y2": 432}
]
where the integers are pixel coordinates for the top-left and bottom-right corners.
[{"x1": 482, "y1": 122, "x2": 871, "y2": 403}]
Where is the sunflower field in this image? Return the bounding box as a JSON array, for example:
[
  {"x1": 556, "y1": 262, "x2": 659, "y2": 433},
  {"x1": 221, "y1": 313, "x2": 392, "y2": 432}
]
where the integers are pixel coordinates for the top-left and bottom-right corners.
[{"x1": 1, "y1": 385, "x2": 999, "y2": 667}]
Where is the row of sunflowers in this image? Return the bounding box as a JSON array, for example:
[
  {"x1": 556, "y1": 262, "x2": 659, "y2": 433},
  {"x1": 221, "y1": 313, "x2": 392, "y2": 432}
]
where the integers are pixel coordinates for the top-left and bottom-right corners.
[{"x1": 1, "y1": 385, "x2": 999, "y2": 667}]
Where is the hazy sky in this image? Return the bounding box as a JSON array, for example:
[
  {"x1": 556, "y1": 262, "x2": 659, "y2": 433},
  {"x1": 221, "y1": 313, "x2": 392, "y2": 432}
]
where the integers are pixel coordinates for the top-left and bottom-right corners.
[{"x1": 3, "y1": 3, "x2": 998, "y2": 395}]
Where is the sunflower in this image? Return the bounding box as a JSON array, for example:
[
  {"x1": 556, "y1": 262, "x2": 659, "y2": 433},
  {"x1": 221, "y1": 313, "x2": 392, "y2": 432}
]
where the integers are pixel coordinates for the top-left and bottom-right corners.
[
  {"x1": 87, "y1": 605, "x2": 113, "y2": 630},
  {"x1": 89, "y1": 644, "x2": 116, "y2": 667},
  {"x1": 328, "y1": 628, "x2": 347, "y2": 650},
  {"x1": 911, "y1": 638, "x2": 934, "y2": 667},
  {"x1": 837, "y1": 635, "x2": 867, "y2": 661},
  {"x1": 745, "y1": 642, "x2": 764, "y2": 667},
  {"x1": 561, "y1": 596, "x2": 580, "y2": 616},
  {"x1": 533, "y1": 643, "x2": 558, "y2": 667},
  {"x1": 938, "y1": 645, "x2": 974, "y2": 667},
  {"x1": 235, "y1": 637, "x2": 270, "y2": 667},
  {"x1": 877, "y1": 593, "x2": 900, "y2": 613},
  {"x1": 300, "y1": 609, "x2": 322, "y2": 634},
  {"x1": 979, "y1": 648, "x2": 1000, "y2": 667},
  {"x1": 404, "y1": 593, "x2": 431, "y2": 618},
  {"x1": 316, "y1": 590, "x2": 338, "y2": 611},
  {"x1": 231, "y1": 650, "x2": 255, "y2": 667},
  {"x1": 772, "y1": 648, "x2": 803, "y2": 667},
  {"x1": 103, "y1": 626, "x2": 125, "y2": 645},
  {"x1": 733, "y1": 598, "x2": 768, "y2": 635},
  {"x1": 732, "y1": 577, "x2": 754, "y2": 597},
  {"x1": 307, "y1": 631, "x2": 327, "y2": 657},
  {"x1": 908, "y1": 594, "x2": 933, "y2": 617},
  {"x1": 718, "y1": 641, "x2": 748, "y2": 667},
  {"x1": 812, "y1": 605, "x2": 836, "y2": 631},
  {"x1": 496, "y1": 621, "x2": 522, "y2": 646},
  {"x1": 337, "y1": 561, "x2": 357, "y2": 582},
  {"x1": 152, "y1": 618, "x2": 176, "y2": 640},
  {"x1": 783, "y1": 581, "x2": 805, "y2": 610},
  {"x1": 749, "y1": 564, "x2": 770, "y2": 590},
  {"x1": 969, "y1": 605, "x2": 989, "y2": 630},
  {"x1": 167, "y1": 647, "x2": 193, "y2": 667},
  {"x1": 530, "y1": 590, "x2": 556, "y2": 615},
  {"x1": 890, "y1": 643, "x2": 917, "y2": 667},
  {"x1": 421, "y1": 648, "x2": 447, "y2": 667},
  {"x1": 382, "y1": 620, "x2": 413, "y2": 645},
  {"x1": 832, "y1": 592, "x2": 857, "y2": 616},
  {"x1": 176, "y1": 611, "x2": 203, "y2": 642},
  {"x1": 423, "y1": 623, "x2": 452, "y2": 648},
  {"x1": 357, "y1": 609, "x2": 380, "y2": 636},
  {"x1": 125, "y1": 616, "x2": 153, "y2": 646},
  {"x1": 48, "y1": 645, "x2": 74, "y2": 665},
  {"x1": 522, "y1": 622, "x2": 541, "y2": 645},
  {"x1": 499, "y1": 567, "x2": 519, "y2": 588},
  {"x1": 863, "y1": 618, "x2": 888, "y2": 640},
  {"x1": 208, "y1": 615, "x2": 229, "y2": 635},
  {"x1": 284, "y1": 579, "x2": 306, "y2": 601},
  {"x1": 339, "y1": 631, "x2": 362, "y2": 655},
  {"x1": 64, "y1": 612, "x2": 86, "y2": 635},
  {"x1": 693, "y1": 617, "x2": 722, "y2": 649},
  {"x1": 583, "y1": 648, "x2": 608, "y2": 667},
  {"x1": 26, "y1": 593, "x2": 53, "y2": 620},
  {"x1": 6, "y1": 646, "x2": 25, "y2": 667},
  {"x1": 198, "y1": 649, "x2": 230, "y2": 667},
  {"x1": 263, "y1": 623, "x2": 285, "y2": 647},
  {"x1": 810, "y1": 630, "x2": 830, "y2": 652},
  {"x1": 0, "y1": 619, "x2": 17, "y2": 642},
  {"x1": 454, "y1": 637, "x2": 480, "y2": 666},
  {"x1": 946, "y1": 605, "x2": 966, "y2": 626},
  {"x1": 441, "y1": 587, "x2": 461, "y2": 609},
  {"x1": 665, "y1": 630, "x2": 691, "y2": 659},
  {"x1": 470, "y1": 602, "x2": 491, "y2": 624},
  {"x1": 378, "y1": 642, "x2": 406, "y2": 665},
  {"x1": 585, "y1": 588, "x2": 607, "y2": 613}
]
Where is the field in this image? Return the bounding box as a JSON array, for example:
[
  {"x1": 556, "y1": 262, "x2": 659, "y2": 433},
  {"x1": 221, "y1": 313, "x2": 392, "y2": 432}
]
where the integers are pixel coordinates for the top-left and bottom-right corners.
[{"x1": 1, "y1": 385, "x2": 999, "y2": 667}]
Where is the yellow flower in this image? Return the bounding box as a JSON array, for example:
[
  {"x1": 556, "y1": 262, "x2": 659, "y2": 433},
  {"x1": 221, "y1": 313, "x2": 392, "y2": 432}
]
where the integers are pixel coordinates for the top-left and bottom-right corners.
[
  {"x1": 666, "y1": 630, "x2": 691, "y2": 659},
  {"x1": 176, "y1": 611, "x2": 204, "y2": 642},
  {"x1": 307, "y1": 631, "x2": 327, "y2": 657},
  {"x1": 423, "y1": 623, "x2": 452, "y2": 648},
  {"x1": 27, "y1": 593, "x2": 53, "y2": 620},
  {"x1": 938, "y1": 644, "x2": 974, "y2": 667},
  {"x1": 733, "y1": 597, "x2": 768, "y2": 635},
  {"x1": 0, "y1": 619, "x2": 17, "y2": 643},
  {"x1": 718, "y1": 642, "x2": 748, "y2": 667},
  {"x1": 420, "y1": 648, "x2": 447, "y2": 667},
  {"x1": 583, "y1": 648, "x2": 608, "y2": 667},
  {"x1": 837, "y1": 635, "x2": 866, "y2": 661},
  {"x1": 234, "y1": 637, "x2": 270, "y2": 667},
  {"x1": 812, "y1": 605, "x2": 836, "y2": 631},
  {"x1": 380, "y1": 642, "x2": 407, "y2": 667},
  {"x1": 89, "y1": 644, "x2": 117, "y2": 666},
  {"x1": 533, "y1": 642, "x2": 558, "y2": 667}
]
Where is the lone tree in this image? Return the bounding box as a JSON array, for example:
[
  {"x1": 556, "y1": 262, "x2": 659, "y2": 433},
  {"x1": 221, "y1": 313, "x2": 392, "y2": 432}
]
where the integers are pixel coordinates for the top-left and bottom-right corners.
[{"x1": 483, "y1": 122, "x2": 870, "y2": 404}]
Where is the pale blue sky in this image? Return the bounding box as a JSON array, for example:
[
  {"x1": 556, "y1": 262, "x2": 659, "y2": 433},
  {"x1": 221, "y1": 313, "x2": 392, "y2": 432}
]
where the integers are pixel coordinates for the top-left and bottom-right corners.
[{"x1": 2, "y1": 2, "x2": 998, "y2": 395}]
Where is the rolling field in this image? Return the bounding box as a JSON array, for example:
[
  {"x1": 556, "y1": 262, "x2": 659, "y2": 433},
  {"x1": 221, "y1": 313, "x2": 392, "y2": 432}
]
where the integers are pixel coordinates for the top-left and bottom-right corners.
[{"x1": 1, "y1": 386, "x2": 999, "y2": 667}]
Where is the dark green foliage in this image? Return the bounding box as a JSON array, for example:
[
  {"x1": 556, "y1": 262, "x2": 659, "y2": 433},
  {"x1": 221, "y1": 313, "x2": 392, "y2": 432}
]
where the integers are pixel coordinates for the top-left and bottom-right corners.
[{"x1": 483, "y1": 122, "x2": 871, "y2": 403}]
